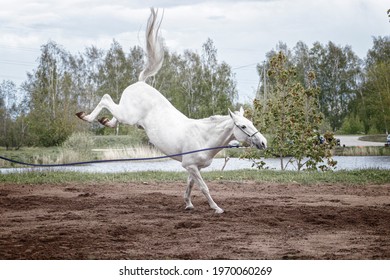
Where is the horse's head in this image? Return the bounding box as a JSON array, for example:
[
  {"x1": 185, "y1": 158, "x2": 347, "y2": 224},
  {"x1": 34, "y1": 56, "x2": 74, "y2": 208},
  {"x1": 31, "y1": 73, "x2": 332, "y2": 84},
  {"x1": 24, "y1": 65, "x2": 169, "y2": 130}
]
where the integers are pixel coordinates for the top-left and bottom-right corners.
[{"x1": 228, "y1": 107, "x2": 267, "y2": 149}]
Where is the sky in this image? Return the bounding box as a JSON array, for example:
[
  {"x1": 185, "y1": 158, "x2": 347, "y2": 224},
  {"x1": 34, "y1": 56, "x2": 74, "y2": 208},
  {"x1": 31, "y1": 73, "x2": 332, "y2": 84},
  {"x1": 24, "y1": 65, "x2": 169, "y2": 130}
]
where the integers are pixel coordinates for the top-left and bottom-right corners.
[{"x1": 0, "y1": 0, "x2": 389, "y2": 103}]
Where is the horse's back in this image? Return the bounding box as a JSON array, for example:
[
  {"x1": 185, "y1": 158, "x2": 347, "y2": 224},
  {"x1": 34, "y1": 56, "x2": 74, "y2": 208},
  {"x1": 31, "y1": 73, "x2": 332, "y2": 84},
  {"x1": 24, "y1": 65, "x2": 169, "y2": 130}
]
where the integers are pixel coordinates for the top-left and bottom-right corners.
[
  {"x1": 121, "y1": 81, "x2": 159, "y2": 99},
  {"x1": 118, "y1": 80, "x2": 188, "y2": 134},
  {"x1": 121, "y1": 81, "x2": 177, "y2": 109}
]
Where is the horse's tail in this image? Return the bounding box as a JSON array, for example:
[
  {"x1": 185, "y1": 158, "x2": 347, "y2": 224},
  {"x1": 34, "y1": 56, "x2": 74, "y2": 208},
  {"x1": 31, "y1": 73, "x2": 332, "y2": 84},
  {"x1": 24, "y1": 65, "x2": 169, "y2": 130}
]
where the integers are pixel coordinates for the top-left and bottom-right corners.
[{"x1": 138, "y1": 8, "x2": 164, "y2": 82}]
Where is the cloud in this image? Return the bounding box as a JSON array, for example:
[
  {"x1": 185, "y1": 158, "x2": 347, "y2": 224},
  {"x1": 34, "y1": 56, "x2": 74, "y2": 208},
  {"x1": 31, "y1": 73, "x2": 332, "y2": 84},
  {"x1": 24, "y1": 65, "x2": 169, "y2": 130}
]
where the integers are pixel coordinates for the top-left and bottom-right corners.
[{"x1": 0, "y1": 0, "x2": 389, "y2": 102}]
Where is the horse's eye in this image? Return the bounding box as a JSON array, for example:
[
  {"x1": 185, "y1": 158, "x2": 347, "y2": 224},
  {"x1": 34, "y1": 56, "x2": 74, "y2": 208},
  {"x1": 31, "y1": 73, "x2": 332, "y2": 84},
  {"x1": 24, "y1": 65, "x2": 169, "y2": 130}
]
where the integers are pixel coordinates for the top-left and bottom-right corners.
[{"x1": 241, "y1": 125, "x2": 246, "y2": 129}]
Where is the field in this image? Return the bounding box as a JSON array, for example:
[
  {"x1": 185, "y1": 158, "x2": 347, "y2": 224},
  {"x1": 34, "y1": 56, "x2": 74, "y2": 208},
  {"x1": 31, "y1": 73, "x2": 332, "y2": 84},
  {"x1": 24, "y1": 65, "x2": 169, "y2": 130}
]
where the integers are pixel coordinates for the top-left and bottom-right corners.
[{"x1": 1, "y1": 170, "x2": 390, "y2": 260}]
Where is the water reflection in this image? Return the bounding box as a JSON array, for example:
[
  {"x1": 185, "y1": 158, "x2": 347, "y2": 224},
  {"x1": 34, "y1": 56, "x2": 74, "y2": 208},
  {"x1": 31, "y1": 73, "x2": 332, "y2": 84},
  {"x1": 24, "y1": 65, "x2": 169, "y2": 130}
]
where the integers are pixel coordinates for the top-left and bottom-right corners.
[{"x1": 1, "y1": 156, "x2": 389, "y2": 174}]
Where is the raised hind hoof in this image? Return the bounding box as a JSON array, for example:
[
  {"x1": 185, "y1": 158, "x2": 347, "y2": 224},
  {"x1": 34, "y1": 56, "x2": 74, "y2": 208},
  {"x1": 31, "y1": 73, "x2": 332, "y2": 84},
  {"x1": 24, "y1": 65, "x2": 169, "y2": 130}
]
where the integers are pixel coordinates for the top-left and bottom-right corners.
[
  {"x1": 98, "y1": 117, "x2": 110, "y2": 126},
  {"x1": 214, "y1": 208, "x2": 224, "y2": 214},
  {"x1": 76, "y1": 112, "x2": 87, "y2": 120},
  {"x1": 99, "y1": 117, "x2": 116, "y2": 128}
]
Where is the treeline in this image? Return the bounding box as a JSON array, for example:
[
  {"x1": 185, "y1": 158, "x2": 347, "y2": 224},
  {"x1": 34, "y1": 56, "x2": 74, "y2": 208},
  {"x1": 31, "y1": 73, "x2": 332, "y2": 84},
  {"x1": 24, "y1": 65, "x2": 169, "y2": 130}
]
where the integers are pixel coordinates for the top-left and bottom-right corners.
[
  {"x1": 0, "y1": 36, "x2": 389, "y2": 149},
  {"x1": 257, "y1": 36, "x2": 390, "y2": 134},
  {"x1": 0, "y1": 38, "x2": 237, "y2": 148}
]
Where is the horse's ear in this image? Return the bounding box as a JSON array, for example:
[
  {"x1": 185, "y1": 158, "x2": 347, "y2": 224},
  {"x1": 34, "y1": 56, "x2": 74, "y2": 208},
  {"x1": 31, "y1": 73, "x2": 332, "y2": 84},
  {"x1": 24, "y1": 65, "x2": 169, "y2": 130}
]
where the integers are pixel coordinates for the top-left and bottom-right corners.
[
  {"x1": 228, "y1": 108, "x2": 234, "y2": 118},
  {"x1": 239, "y1": 106, "x2": 245, "y2": 116}
]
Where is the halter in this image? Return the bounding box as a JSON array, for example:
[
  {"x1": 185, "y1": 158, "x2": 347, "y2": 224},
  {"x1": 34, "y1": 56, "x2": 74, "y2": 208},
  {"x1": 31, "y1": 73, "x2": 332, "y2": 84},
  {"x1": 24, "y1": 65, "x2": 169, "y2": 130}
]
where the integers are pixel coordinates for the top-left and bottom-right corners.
[{"x1": 233, "y1": 122, "x2": 260, "y2": 138}]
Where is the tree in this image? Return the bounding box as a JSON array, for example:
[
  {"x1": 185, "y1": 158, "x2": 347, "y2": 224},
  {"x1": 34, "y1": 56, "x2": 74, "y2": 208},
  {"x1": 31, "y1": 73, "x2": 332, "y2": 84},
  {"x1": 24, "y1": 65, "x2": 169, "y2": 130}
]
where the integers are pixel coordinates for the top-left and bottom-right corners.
[
  {"x1": 93, "y1": 41, "x2": 144, "y2": 135},
  {"x1": 309, "y1": 42, "x2": 362, "y2": 131},
  {"x1": 152, "y1": 50, "x2": 190, "y2": 115},
  {"x1": 257, "y1": 41, "x2": 362, "y2": 132},
  {"x1": 251, "y1": 52, "x2": 336, "y2": 171},
  {"x1": 0, "y1": 80, "x2": 28, "y2": 149},
  {"x1": 24, "y1": 41, "x2": 78, "y2": 146},
  {"x1": 356, "y1": 36, "x2": 390, "y2": 134},
  {"x1": 154, "y1": 38, "x2": 237, "y2": 119},
  {"x1": 76, "y1": 45, "x2": 105, "y2": 113},
  {"x1": 98, "y1": 40, "x2": 130, "y2": 103}
]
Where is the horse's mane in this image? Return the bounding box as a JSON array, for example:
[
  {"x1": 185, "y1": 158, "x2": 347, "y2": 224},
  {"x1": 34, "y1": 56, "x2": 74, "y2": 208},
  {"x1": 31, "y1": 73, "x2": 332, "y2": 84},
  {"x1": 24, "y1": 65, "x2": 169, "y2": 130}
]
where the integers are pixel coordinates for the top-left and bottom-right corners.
[
  {"x1": 196, "y1": 115, "x2": 232, "y2": 131},
  {"x1": 198, "y1": 115, "x2": 230, "y2": 123}
]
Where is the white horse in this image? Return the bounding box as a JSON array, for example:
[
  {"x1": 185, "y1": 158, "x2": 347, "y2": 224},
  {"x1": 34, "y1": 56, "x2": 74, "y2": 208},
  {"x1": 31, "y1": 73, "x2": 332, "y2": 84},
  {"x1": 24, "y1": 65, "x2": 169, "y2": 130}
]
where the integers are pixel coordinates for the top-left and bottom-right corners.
[{"x1": 76, "y1": 8, "x2": 267, "y2": 213}]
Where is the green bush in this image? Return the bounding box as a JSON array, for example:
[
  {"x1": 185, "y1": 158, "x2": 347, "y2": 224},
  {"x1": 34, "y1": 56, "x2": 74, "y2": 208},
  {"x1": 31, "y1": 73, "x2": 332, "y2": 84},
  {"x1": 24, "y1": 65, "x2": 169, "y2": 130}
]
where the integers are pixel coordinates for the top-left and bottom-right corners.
[
  {"x1": 339, "y1": 114, "x2": 365, "y2": 134},
  {"x1": 60, "y1": 132, "x2": 95, "y2": 162}
]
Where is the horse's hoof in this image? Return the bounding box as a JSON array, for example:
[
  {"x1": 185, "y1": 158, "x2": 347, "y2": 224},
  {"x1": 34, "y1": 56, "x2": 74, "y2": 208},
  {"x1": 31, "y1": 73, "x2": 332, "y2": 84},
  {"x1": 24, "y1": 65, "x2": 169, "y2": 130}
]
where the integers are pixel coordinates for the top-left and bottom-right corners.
[
  {"x1": 215, "y1": 208, "x2": 224, "y2": 214},
  {"x1": 185, "y1": 205, "x2": 194, "y2": 211},
  {"x1": 98, "y1": 117, "x2": 109, "y2": 126},
  {"x1": 76, "y1": 112, "x2": 86, "y2": 120}
]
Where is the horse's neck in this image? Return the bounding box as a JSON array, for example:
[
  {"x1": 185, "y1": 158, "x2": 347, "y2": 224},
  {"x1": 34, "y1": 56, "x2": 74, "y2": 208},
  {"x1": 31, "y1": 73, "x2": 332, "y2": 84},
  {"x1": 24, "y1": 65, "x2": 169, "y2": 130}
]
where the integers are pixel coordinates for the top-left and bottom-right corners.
[{"x1": 196, "y1": 115, "x2": 235, "y2": 147}]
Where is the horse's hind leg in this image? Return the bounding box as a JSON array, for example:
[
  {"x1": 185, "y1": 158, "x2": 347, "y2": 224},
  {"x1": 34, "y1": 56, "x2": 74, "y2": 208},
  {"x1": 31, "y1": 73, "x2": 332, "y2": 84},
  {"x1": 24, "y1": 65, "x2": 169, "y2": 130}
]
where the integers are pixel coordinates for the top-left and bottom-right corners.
[
  {"x1": 184, "y1": 175, "x2": 195, "y2": 210},
  {"x1": 76, "y1": 94, "x2": 119, "y2": 123},
  {"x1": 99, "y1": 117, "x2": 118, "y2": 128}
]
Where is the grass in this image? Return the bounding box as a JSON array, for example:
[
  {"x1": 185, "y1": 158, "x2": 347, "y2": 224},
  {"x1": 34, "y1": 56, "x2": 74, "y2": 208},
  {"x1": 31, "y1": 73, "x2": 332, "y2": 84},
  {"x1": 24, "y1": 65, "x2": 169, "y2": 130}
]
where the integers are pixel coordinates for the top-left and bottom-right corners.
[
  {"x1": 93, "y1": 145, "x2": 163, "y2": 160},
  {"x1": 359, "y1": 134, "x2": 387, "y2": 143},
  {"x1": 1, "y1": 169, "x2": 389, "y2": 185},
  {"x1": 225, "y1": 146, "x2": 390, "y2": 157},
  {"x1": 0, "y1": 133, "x2": 159, "y2": 168},
  {"x1": 0, "y1": 147, "x2": 62, "y2": 168},
  {"x1": 333, "y1": 146, "x2": 390, "y2": 156},
  {"x1": 92, "y1": 134, "x2": 146, "y2": 148}
]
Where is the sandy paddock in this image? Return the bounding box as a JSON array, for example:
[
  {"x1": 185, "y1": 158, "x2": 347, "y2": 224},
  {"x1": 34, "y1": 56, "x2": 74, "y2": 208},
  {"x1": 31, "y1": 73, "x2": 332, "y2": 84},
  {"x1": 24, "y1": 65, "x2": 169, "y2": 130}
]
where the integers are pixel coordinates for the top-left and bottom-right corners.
[{"x1": 1, "y1": 181, "x2": 389, "y2": 259}]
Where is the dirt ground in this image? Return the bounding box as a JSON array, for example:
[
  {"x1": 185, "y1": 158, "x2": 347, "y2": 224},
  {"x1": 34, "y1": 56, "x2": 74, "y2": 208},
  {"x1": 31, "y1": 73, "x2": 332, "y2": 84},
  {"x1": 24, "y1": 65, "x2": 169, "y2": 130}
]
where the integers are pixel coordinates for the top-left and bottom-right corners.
[{"x1": 1, "y1": 180, "x2": 390, "y2": 260}]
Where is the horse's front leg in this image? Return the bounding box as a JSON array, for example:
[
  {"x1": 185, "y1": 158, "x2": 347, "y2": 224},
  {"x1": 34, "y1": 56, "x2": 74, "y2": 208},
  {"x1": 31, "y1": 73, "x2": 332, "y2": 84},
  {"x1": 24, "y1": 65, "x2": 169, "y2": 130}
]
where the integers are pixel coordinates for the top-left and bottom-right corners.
[
  {"x1": 185, "y1": 165, "x2": 223, "y2": 214},
  {"x1": 76, "y1": 94, "x2": 119, "y2": 124}
]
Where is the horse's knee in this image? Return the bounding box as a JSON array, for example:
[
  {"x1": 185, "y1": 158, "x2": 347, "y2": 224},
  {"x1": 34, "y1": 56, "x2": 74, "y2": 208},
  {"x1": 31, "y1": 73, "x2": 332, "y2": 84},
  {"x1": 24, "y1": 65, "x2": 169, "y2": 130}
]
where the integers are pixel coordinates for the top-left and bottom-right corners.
[
  {"x1": 100, "y1": 94, "x2": 115, "y2": 108},
  {"x1": 102, "y1": 94, "x2": 112, "y2": 100}
]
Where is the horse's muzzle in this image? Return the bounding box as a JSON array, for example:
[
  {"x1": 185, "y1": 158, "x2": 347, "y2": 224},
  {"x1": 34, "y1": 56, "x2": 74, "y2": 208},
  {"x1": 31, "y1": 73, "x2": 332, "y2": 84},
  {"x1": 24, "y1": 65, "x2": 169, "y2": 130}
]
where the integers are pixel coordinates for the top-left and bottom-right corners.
[{"x1": 255, "y1": 142, "x2": 267, "y2": 150}]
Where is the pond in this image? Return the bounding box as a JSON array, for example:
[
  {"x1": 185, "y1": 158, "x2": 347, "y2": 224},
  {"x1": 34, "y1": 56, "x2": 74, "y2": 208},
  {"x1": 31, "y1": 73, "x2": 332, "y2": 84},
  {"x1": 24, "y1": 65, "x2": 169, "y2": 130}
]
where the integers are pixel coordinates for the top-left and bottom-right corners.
[{"x1": 1, "y1": 156, "x2": 389, "y2": 174}]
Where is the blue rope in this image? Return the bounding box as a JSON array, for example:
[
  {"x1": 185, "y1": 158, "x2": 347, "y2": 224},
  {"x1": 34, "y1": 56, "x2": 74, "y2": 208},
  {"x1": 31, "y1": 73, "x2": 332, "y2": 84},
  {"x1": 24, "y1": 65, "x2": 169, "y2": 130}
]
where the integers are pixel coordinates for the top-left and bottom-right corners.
[{"x1": 0, "y1": 144, "x2": 240, "y2": 168}]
